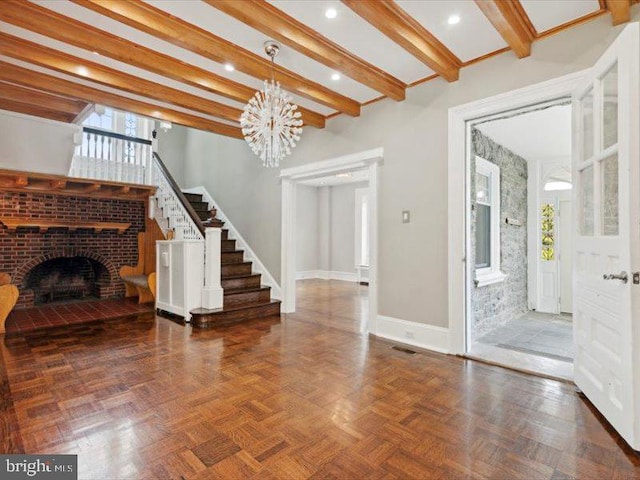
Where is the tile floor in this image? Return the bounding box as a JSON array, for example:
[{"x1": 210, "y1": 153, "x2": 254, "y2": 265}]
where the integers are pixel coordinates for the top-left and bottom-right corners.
[
  {"x1": 469, "y1": 311, "x2": 574, "y2": 381},
  {"x1": 476, "y1": 311, "x2": 573, "y2": 361},
  {"x1": 5, "y1": 298, "x2": 154, "y2": 334}
]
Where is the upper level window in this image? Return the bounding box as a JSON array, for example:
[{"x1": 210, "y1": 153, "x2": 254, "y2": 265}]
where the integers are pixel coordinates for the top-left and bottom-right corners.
[
  {"x1": 475, "y1": 156, "x2": 506, "y2": 287},
  {"x1": 78, "y1": 107, "x2": 152, "y2": 160},
  {"x1": 81, "y1": 107, "x2": 151, "y2": 139},
  {"x1": 83, "y1": 107, "x2": 114, "y2": 131}
]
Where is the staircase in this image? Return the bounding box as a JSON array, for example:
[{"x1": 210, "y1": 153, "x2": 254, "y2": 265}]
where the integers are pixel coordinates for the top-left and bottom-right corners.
[
  {"x1": 182, "y1": 192, "x2": 224, "y2": 228},
  {"x1": 183, "y1": 192, "x2": 281, "y2": 327}
]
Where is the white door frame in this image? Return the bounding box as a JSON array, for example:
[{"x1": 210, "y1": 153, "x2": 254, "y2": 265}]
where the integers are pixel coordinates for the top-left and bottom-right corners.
[
  {"x1": 447, "y1": 71, "x2": 587, "y2": 355},
  {"x1": 280, "y1": 148, "x2": 383, "y2": 334}
]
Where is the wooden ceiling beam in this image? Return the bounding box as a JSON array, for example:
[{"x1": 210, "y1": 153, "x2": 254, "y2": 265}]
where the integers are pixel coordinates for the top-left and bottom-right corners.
[
  {"x1": 206, "y1": 0, "x2": 406, "y2": 101},
  {"x1": 0, "y1": 82, "x2": 87, "y2": 116},
  {"x1": 342, "y1": 0, "x2": 461, "y2": 82},
  {"x1": 0, "y1": 0, "x2": 326, "y2": 128},
  {"x1": 0, "y1": 61, "x2": 243, "y2": 139},
  {"x1": 605, "y1": 0, "x2": 631, "y2": 25},
  {"x1": 71, "y1": 0, "x2": 360, "y2": 116},
  {"x1": 474, "y1": 0, "x2": 536, "y2": 59},
  {"x1": 0, "y1": 33, "x2": 253, "y2": 127},
  {"x1": 0, "y1": 98, "x2": 76, "y2": 124}
]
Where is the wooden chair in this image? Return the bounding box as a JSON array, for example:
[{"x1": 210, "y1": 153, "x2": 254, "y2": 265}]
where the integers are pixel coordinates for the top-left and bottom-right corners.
[
  {"x1": 0, "y1": 273, "x2": 19, "y2": 334},
  {"x1": 148, "y1": 272, "x2": 156, "y2": 300},
  {"x1": 120, "y1": 232, "x2": 155, "y2": 304}
]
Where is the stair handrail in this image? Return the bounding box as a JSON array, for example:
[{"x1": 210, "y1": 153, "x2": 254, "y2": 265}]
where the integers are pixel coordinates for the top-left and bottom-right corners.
[
  {"x1": 151, "y1": 152, "x2": 205, "y2": 239},
  {"x1": 83, "y1": 126, "x2": 152, "y2": 146}
]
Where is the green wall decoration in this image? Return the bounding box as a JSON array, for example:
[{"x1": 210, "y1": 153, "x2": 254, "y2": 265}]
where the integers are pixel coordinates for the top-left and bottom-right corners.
[{"x1": 541, "y1": 203, "x2": 555, "y2": 261}]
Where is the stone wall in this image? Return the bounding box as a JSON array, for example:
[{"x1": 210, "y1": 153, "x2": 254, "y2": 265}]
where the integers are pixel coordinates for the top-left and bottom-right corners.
[{"x1": 471, "y1": 128, "x2": 528, "y2": 338}]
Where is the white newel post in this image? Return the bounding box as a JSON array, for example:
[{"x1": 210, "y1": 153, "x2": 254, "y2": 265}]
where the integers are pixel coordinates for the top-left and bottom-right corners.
[
  {"x1": 202, "y1": 227, "x2": 224, "y2": 309},
  {"x1": 145, "y1": 148, "x2": 153, "y2": 186}
]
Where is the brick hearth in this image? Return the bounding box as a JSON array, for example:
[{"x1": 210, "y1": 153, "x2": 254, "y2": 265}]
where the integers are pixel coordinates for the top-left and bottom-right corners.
[{"x1": 4, "y1": 298, "x2": 154, "y2": 334}]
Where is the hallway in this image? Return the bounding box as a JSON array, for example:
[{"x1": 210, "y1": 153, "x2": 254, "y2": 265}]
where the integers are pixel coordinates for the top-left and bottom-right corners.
[{"x1": 288, "y1": 279, "x2": 369, "y2": 334}]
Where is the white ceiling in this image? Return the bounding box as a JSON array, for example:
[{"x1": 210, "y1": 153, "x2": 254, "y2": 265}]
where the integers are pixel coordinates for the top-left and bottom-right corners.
[
  {"x1": 475, "y1": 104, "x2": 572, "y2": 163},
  {"x1": 395, "y1": 0, "x2": 507, "y2": 62},
  {"x1": 0, "y1": 0, "x2": 606, "y2": 132},
  {"x1": 521, "y1": 0, "x2": 601, "y2": 32}
]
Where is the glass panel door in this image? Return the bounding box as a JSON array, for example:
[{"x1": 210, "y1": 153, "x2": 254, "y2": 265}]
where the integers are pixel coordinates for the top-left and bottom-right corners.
[{"x1": 577, "y1": 62, "x2": 620, "y2": 237}]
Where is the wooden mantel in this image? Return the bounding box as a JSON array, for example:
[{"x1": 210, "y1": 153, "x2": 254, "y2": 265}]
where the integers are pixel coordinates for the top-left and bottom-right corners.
[
  {"x1": 0, "y1": 168, "x2": 156, "y2": 200},
  {"x1": 0, "y1": 217, "x2": 131, "y2": 234}
]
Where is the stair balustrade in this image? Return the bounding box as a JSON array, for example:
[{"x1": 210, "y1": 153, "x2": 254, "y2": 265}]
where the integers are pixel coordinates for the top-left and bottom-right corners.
[{"x1": 150, "y1": 153, "x2": 204, "y2": 241}]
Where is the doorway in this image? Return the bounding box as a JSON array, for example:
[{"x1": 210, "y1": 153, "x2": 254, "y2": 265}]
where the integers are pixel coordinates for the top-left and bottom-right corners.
[
  {"x1": 279, "y1": 148, "x2": 383, "y2": 335},
  {"x1": 465, "y1": 102, "x2": 574, "y2": 380},
  {"x1": 449, "y1": 23, "x2": 640, "y2": 451},
  {"x1": 293, "y1": 170, "x2": 370, "y2": 334}
]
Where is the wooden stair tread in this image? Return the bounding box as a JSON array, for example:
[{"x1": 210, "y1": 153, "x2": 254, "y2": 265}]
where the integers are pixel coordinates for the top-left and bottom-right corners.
[
  {"x1": 182, "y1": 192, "x2": 203, "y2": 202},
  {"x1": 224, "y1": 285, "x2": 270, "y2": 296},
  {"x1": 192, "y1": 299, "x2": 280, "y2": 315},
  {"x1": 221, "y1": 261, "x2": 252, "y2": 269},
  {"x1": 222, "y1": 273, "x2": 261, "y2": 280}
]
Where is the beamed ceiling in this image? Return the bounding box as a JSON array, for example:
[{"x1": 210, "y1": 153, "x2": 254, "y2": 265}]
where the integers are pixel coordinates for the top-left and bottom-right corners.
[{"x1": 0, "y1": 0, "x2": 634, "y2": 138}]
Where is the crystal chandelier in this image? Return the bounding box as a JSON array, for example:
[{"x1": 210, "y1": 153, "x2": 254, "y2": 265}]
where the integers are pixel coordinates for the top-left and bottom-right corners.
[{"x1": 240, "y1": 41, "x2": 303, "y2": 168}]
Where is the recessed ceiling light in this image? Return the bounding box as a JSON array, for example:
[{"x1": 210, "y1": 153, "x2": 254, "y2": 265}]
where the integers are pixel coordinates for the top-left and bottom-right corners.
[
  {"x1": 92, "y1": 51, "x2": 100, "y2": 56},
  {"x1": 77, "y1": 66, "x2": 89, "y2": 76},
  {"x1": 152, "y1": 111, "x2": 162, "y2": 118},
  {"x1": 331, "y1": 72, "x2": 341, "y2": 81},
  {"x1": 448, "y1": 15, "x2": 460, "y2": 25},
  {"x1": 224, "y1": 63, "x2": 234, "y2": 72},
  {"x1": 325, "y1": 7, "x2": 337, "y2": 19},
  {"x1": 336, "y1": 173, "x2": 351, "y2": 178}
]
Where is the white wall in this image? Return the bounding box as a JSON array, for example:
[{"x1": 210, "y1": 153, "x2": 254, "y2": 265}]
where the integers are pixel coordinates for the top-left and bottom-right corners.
[
  {"x1": 175, "y1": 14, "x2": 635, "y2": 329},
  {"x1": 318, "y1": 186, "x2": 330, "y2": 273},
  {"x1": 330, "y1": 182, "x2": 368, "y2": 274},
  {"x1": 0, "y1": 110, "x2": 79, "y2": 175},
  {"x1": 156, "y1": 125, "x2": 188, "y2": 187},
  {"x1": 296, "y1": 184, "x2": 319, "y2": 272},
  {"x1": 296, "y1": 181, "x2": 368, "y2": 278}
]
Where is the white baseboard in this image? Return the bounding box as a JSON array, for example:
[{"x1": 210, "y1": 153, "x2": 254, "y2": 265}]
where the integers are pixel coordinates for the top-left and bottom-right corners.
[
  {"x1": 375, "y1": 315, "x2": 450, "y2": 354},
  {"x1": 296, "y1": 270, "x2": 322, "y2": 280},
  {"x1": 295, "y1": 270, "x2": 358, "y2": 282}
]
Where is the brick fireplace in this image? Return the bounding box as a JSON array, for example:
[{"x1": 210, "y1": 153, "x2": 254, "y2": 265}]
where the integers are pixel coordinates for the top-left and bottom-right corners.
[{"x1": 0, "y1": 190, "x2": 146, "y2": 308}]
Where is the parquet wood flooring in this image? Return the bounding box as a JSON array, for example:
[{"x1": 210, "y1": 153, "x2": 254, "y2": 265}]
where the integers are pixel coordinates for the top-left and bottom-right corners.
[{"x1": 0, "y1": 281, "x2": 639, "y2": 479}]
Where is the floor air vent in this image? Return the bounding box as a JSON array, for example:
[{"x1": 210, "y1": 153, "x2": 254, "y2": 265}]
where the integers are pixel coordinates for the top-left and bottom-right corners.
[{"x1": 391, "y1": 345, "x2": 417, "y2": 355}]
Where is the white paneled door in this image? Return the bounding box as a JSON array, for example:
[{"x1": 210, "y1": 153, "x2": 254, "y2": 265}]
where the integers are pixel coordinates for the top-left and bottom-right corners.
[{"x1": 572, "y1": 23, "x2": 640, "y2": 450}]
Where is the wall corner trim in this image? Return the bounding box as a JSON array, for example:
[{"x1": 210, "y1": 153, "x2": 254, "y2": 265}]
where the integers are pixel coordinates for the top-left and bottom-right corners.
[{"x1": 375, "y1": 315, "x2": 450, "y2": 354}]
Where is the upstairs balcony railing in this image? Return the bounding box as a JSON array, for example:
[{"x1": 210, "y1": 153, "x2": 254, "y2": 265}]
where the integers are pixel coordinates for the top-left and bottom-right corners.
[{"x1": 69, "y1": 127, "x2": 153, "y2": 185}]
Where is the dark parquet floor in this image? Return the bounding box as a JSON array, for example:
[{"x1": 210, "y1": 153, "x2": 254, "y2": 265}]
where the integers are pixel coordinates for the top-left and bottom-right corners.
[{"x1": 0, "y1": 280, "x2": 639, "y2": 479}]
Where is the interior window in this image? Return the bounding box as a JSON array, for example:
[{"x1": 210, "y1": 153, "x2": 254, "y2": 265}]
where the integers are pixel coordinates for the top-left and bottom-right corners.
[
  {"x1": 474, "y1": 157, "x2": 505, "y2": 286},
  {"x1": 475, "y1": 171, "x2": 491, "y2": 268}
]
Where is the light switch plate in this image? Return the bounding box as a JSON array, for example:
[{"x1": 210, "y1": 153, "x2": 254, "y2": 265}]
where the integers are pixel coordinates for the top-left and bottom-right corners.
[{"x1": 402, "y1": 210, "x2": 410, "y2": 223}]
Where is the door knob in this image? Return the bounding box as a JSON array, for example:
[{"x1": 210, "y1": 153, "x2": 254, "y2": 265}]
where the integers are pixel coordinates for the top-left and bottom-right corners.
[{"x1": 603, "y1": 271, "x2": 628, "y2": 283}]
